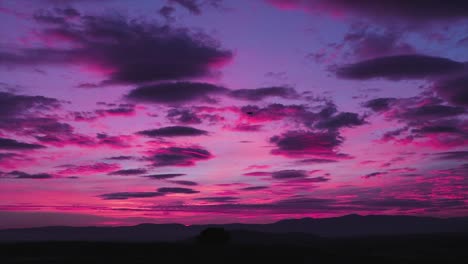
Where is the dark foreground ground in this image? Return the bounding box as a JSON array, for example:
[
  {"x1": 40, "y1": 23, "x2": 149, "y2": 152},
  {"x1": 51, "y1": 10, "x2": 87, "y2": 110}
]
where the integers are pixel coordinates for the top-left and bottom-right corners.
[{"x1": 1, "y1": 234, "x2": 467, "y2": 264}]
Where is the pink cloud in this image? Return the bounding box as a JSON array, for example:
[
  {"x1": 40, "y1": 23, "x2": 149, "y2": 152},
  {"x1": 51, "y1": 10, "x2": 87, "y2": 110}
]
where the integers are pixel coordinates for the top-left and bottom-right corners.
[{"x1": 57, "y1": 163, "x2": 120, "y2": 176}]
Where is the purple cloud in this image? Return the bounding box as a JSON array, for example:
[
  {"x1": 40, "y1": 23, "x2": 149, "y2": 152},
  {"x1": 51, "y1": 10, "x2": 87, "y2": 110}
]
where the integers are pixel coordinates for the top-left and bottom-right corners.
[
  {"x1": 157, "y1": 187, "x2": 199, "y2": 194},
  {"x1": 127, "y1": 82, "x2": 226, "y2": 105},
  {"x1": 267, "y1": 0, "x2": 468, "y2": 22},
  {"x1": 336, "y1": 55, "x2": 464, "y2": 80},
  {"x1": 229, "y1": 86, "x2": 299, "y2": 101},
  {"x1": 271, "y1": 170, "x2": 309, "y2": 180},
  {"x1": 108, "y1": 168, "x2": 148, "y2": 176},
  {"x1": 1, "y1": 12, "x2": 232, "y2": 84},
  {"x1": 195, "y1": 196, "x2": 238, "y2": 203},
  {"x1": 362, "y1": 172, "x2": 387, "y2": 179},
  {"x1": 269, "y1": 130, "x2": 345, "y2": 158},
  {"x1": 99, "y1": 192, "x2": 164, "y2": 200},
  {"x1": 2, "y1": 171, "x2": 53, "y2": 179},
  {"x1": 434, "y1": 74, "x2": 468, "y2": 106},
  {"x1": 240, "y1": 186, "x2": 268, "y2": 191},
  {"x1": 166, "y1": 108, "x2": 203, "y2": 124},
  {"x1": 144, "y1": 173, "x2": 186, "y2": 180},
  {"x1": 0, "y1": 137, "x2": 45, "y2": 150},
  {"x1": 137, "y1": 126, "x2": 208, "y2": 137},
  {"x1": 168, "y1": 180, "x2": 198, "y2": 186},
  {"x1": 0, "y1": 91, "x2": 60, "y2": 118},
  {"x1": 148, "y1": 146, "x2": 213, "y2": 167}
]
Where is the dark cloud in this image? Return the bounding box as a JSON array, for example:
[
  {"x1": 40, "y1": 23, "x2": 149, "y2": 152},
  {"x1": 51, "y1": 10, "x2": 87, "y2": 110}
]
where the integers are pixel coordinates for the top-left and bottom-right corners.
[
  {"x1": 164, "y1": 0, "x2": 223, "y2": 16},
  {"x1": 137, "y1": 126, "x2": 208, "y2": 137},
  {"x1": 236, "y1": 101, "x2": 364, "y2": 132},
  {"x1": 108, "y1": 168, "x2": 147, "y2": 176},
  {"x1": 296, "y1": 158, "x2": 338, "y2": 164},
  {"x1": 2, "y1": 170, "x2": 53, "y2": 179},
  {"x1": 170, "y1": 0, "x2": 202, "y2": 14},
  {"x1": 363, "y1": 98, "x2": 397, "y2": 112},
  {"x1": 315, "y1": 112, "x2": 365, "y2": 131},
  {"x1": 33, "y1": 7, "x2": 80, "y2": 24},
  {"x1": 433, "y1": 151, "x2": 468, "y2": 160},
  {"x1": 0, "y1": 137, "x2": 45, "y2": 150},
  {"x1": 296, "y1": 102, "x2": 365, "y2": 131},
  {"x1": 157, "y1": 187, "x2": 199, "y2": 194},
  {"x1": 76, "y1": 83, "x2": 100, "y2": 89},
  {"x1": 310, "y1": 26, "x2": 415, "y2": 63},
  {"x1": 0, "y1": 117, "x2": 113, "y2": 148},
  {"x1": 402, "y1": 104, "x2": 465, "y2": 119},
  {"x1": 35, "y1": 134, "x2": 96, "y2": 147},
  {"x1": 369, "y1": 95, "x2": 468, "y2": 147},
  {"x1": 240, "y1": 186, "x2": 268, "y2": 191},
  {"x1": 106, "y1": 155, "x2": 135, "y2": 160},
  {"x1": 144, "y1": 173, "x2": 186, "y2": 180},
  {"x1": 158, "y1": 5, "x2": 176, "y2": 21},
  {"x1": 34, "y1": 7, "x2": 81, "y2": 19},
  {"x1": 0, "y1": 153, "x2": 21, "y2": 162},
  {"x1": 243, "y1": 171, "x2": 272, "y2": 176},
  {"x1": 166, "y1": 108, "x2": 202, "y2": 124},
  {"x1": 231, "y1": 124, "x2": 263, "y2": 132},
  {"x1": 95, "y1": 133, "x2": 132, "y2": 148},
  {"x1": 71, "y1": 104, "x2": 135, "y2": 122},
  {"x1": 95, "y1": 105, "x2": 135, "y2": 117},
  {"x1": 437, "y1": 163, "x2": 468, "y2": 176},
  {"x1": 434, "y1": 74, "x2": 468, "y2": 106},
  {"x1": 271, "y1": 170, "x2": 309, "y2": 180},
  {"x1": 343, "y1": 27, "x2": 414, "y2": 60},
  {"x1": 269, "y1": 130, "x2": 344, "y2": 158},
  {"x1": 293, "y1": 176, "x2": 330, "y2": 183},
  {"x1": 70, "y1": 111, "x2": 98, "y2": 122},
  {"x1": 239, "y1": 104, "x2": 306, "y2": 122},
  {"x1": 99, "y1": 192, "x2": 164, "y2": 200},
  {"x1": 0, "y1": 117, "x2": 72, "y2": 137},
  {"x1": 336, "y1": 55, "x2": 464, "y2": 80},
  {"x1": 237, "y1": 104, "x2": 323, "y2": 132},
  {"x1": 174, "y1": 106, "x2": 226, "y2": 124},
  {"x1": 33, "y1": 9, "x2": 76, "y2": 25},
  {"x1": 381, "y1": 127, "x2": 408, "y2": 142},
  {"x1": 0, "y1": 13, "x2": 232, "y2": 84},
  {"x1": 168, "y1": 180, "x2": 198, "y2": 186},
  {"x1": 316, "y1": 103, "x2": 338, "y2": 118},
  {"x1": 195, "y1": 196, "x2": 238, "y2": 203},
  {"x1": 362, "y1": 172, "x2": 387, "y2": 179},
  {"x1": 267, "y1": 0, "x2": 468, "y2": 22},
  {"x1": 412, "y1": 125, "x2": 464, "y2": 135},
  {"x1": 0, "y1": 91, "x2": 61, "y2": 118},
  {"x1": 148, "y1": 146, "x2": 213, "y2": 167},
  {"x1": 57, "y1": 163, "x2": 119, "y2": 175},
  {"x1": 229, "y1": 87, "x2": 299, "y2": 101},
  {"x1": 126, "y1": 82, "x2": 226, "y2": 104}
]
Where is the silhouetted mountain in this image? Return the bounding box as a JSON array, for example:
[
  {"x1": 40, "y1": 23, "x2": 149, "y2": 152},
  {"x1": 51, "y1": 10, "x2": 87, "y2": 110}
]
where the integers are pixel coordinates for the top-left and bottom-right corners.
[
  {"x1": 264, "y1": 214, "x2": 468, "y2": 236},
  {"x1": 1, "y1": 214, "x2": 467, "y2": 242},
  {"x1": 0, "y1": 224, "x2": 197, "y2": 242},
  {"x1": 195, "y1": 227, "x2": 231, "y2": 245},
  {"x1": 227, "y1": 230, "x2": 321, "y2": 245}
]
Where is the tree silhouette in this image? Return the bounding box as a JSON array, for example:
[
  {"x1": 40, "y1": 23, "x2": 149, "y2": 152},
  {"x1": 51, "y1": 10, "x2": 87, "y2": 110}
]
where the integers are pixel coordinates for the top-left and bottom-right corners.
[{"x1": 196, "y1": 227, "x2": 231, "y2": 245}]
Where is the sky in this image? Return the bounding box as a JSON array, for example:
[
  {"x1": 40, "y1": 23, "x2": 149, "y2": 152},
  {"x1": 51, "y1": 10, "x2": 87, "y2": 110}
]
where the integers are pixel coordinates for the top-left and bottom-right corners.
[{"x1": 0, "y1": 0, "x2": 467, "y2": 228}]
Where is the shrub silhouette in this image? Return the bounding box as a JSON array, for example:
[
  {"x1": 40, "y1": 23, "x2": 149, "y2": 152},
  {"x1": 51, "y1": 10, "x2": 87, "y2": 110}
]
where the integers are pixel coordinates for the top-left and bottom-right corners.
[{"x1": 196, "y1": 227, "x2": 231, "y2": 245}]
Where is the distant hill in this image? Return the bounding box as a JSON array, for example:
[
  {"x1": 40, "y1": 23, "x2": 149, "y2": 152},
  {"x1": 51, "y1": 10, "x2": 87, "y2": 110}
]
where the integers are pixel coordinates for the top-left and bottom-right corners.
[{"x1": 1, "y1": 214, "x2": 467, "y2": 242}]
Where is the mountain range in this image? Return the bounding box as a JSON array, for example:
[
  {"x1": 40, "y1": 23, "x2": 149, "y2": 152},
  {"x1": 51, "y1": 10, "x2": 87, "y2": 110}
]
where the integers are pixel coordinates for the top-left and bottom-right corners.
[{"x1": 1, "y1": 214, "x2": 467, "y2": 242}]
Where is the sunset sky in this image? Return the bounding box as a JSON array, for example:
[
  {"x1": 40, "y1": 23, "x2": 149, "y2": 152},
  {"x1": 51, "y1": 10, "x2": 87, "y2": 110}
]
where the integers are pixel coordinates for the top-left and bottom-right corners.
[{"x1": 0, "y1": 0, "x2": 467, "y2": 228}]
